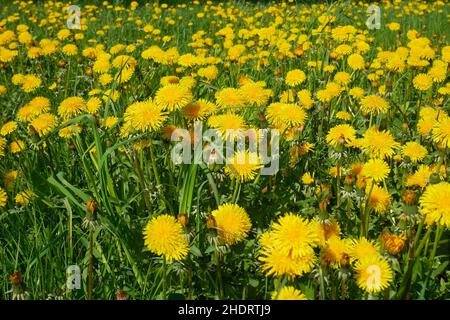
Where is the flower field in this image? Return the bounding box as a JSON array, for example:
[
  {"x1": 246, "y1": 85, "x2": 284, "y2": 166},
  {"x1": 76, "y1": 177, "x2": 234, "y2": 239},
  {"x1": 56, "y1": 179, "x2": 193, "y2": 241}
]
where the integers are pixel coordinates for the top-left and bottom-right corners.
[{"x1": 0, "y1": 0, "x2": 449, "y2": 300}]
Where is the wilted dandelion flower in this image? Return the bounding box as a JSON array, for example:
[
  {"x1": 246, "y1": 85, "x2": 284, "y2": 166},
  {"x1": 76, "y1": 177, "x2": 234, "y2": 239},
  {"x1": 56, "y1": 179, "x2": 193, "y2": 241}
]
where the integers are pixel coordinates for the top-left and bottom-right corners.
[
  {"x1": 3, "y1": 170, "x2": 17, "y2": 191},
  {"x1": 225, "y1": 150, "x2": 263, "y2": 182},
  {"x1": 381, "y1": 231, "x2": 406, "y2": 255},
  {"x1": 211, "y1": 203, "x2": 251, "y2": 245},
  {"x1": 360, "y1": 95, "x2": 389, "y2": 115},
  {"x1": 311, "y1": 218, "x2": 341, "y2": 247},
  {"x1": 58, "y1": 97, "x2": 86, "y2": 119},
  {"x1": 361, "y1": 158, "x2": 390, "y2": 183},
  {"x1": 355, "y1": 256, "x2": 393, "y2": 293},
  {"x1": 271, "y1": 286, "x2": 307, "y2": 300},
  {"x1": 402, "y1": 141, "x2": 427, "y2": 162},
  {"x1": 143, "y1": 214, "x2": 189, "y2": 261},
  {"x1": 0, "y1": 187, "x2": 7, "y2": 208},
  {"x1": 124, "y1": 100, "x2": 167, "y2": 133},
  {"x1": 419, "y1": 182, "x2": 450, "y2": 228},
  {"x1": 154, "y1": 84, "x2": 193, "y2": 112},
  {"x1": 326, "y1": 124, "x2": 356, "y2": 147}
]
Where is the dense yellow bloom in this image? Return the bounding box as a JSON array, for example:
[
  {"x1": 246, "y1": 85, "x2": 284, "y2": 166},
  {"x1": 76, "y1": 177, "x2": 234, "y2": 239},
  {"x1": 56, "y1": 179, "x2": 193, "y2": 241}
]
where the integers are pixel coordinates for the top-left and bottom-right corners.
[
  {"x1": 1, "y1": 121, "x2": 18, "y2": 136},
  {"x1": 361, "y1": 158, "x2": 390, "y2": 182},
  {"x1": 311, "y1": 218, "x2": 341, "y2": 247},
  {"x1": 272, "y1": 286, "x2": 307, "y2": 300},
  {"x1": 215, "y1": 87, "x2": 246, "y2": 108},
  {"x1": 361, "y1": 127, "x2": 399, "y2": 158},
  {"x1": 182, "y1": 99, "x2": 216, "y2": 121},
  {"x1": 354, "y1": 256, "x2": 393, "y2": 293},
  {"x1": 58, "y1": 97, "x2": 86, "y2": 119},
  {"x1": 124, "y1": 100, "x2": 167, "y2": 133},
  {"x1": 432, "y1": 116, "x2": 450, "y2": 148},
  {"x1": 207, "y1": 112, "x2": 246, "y2": 139},
  {"x1": 419, "y1": 182, "x2": 450, "y2": 228},
  {"x1": 225, "y1": 150, "x2": 263, "y2": 182},
  {"x1": 326, "y1": 124, "x2": 356, "y2": 147},
  {"x1": 29, "y1": 113, "x2": 58, "y2": 136},
  {"x1": 366, "y1": 184, "x2": 391, "y2": 214},
  {"x1": 154, "y1": 84, "x2": 193, "y2": 111},
  {"x1": 413, "y1": 73, "x2": 433, "y2": 91},
  {"x1": 360, "y1": 95, "x2": 389, "y2": 114},
  {"x1": 143, "y1": 214, "x2": 189, "y2": 261},
  {"x1": 405, "y1": 165, "x2": 433, "y2": 188},
  {"x1": 402, "y1": 141, "x2": 427, "y2": 162},
  {"x1": 211, "y1": 203, "x2": 251, "y2": 245},
  {"x1": 266, "y1": 102, "x2": 307, "y2": 131},
  {"x1": 350, "y1": 238, "x2": 380, "y2": 262},
  {"x1": 285, "y1": 69, "x2": 306, "y2": 86},
  {"x1": 0, "y1": 187, "x2": 7, "y2": 209},
  {"x1": 15, "y1": 190, "x2": 35, "y2": 207}
]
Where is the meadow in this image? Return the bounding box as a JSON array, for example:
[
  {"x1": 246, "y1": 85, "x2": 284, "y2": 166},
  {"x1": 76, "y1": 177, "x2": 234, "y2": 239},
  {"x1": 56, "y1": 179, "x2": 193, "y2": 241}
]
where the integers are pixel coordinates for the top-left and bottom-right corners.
[{"x1": 0, "y1": 0, "x2": 449, "y2": 300}]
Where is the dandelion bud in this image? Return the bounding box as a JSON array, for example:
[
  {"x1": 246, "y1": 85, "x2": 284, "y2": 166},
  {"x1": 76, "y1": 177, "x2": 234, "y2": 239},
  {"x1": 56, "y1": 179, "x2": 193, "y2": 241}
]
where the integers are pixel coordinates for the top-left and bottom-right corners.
[
  {"x1": 381, "y1": 231, "x2": 406, "y2": 255},
  {"x1": 86, "y1": 198, "x2": 97, "y2": 215},
  {"x1": 402, "y1": 190, "x2": 415, "y2": 205},
  {"x1": 177, "y1": 212, "x2": 189, "y2": 227}
]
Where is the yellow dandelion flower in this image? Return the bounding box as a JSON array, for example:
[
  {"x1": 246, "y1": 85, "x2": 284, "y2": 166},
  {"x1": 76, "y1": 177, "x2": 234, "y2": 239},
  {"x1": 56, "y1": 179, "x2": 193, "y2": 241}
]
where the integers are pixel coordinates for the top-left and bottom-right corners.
[
  {"x1": 361, "y1": 127, "x2": 399, "y2": 159},
  {"x1": 405, "y1": 165, "x2": 433, "y2": 188},
  {"x1": 29, "y1": 113, "x2": 58, "y2": 137},
  {"x1": 182, "y1": 99, "x2": 216, "y2": 121},
  {"x1": 413, "y1": 73, "x2": 433, "y2": 91},
  {"x1": 272, "y1": 286, "x2": 307, "y2": 300},
  {"x1": 355, "y1": 256, "x2": 393, "y2": 293},
  {"x1": 326, "y1": 124, "x2": 356, "y2": 147},
  {"x1": 285, "y1": 69, "x2": 306, "y2": 86},
  {"x1": 350, "y1": 238, "x2": 380, "y2": 262},
  {"x1": 211, "y1": 203, "x2": 251, "y2": 245},
  {"x1": 361, "y1": 158, "x2": 390, "y2": 183},
  {"x1": 154, "y1": 84, "x2": 193, "y2": 111},
  {"x1": 432, "y1": 116, "x2": 450, "y2": 148},
  {"x1": 1, "y1": 121, "x2": 18, "y2": 136},
  {"x1": 419, "y1": 182, "x2": 450, "y2": 228},
  {"x1": 124, "y1": 100, "x2": 167, "y2": 133},
  {"x1": 401, "y1": 141, "x2": 427, "y2": 162},
  {"x1": 366, "y1": 184, "x2": 391, "y2": 214},
  {"x1": 225, "y1": 150, "x2": 263, "y2": 182},
  {"x1": 311, "y1": 218, "x2": 341, "y2": 247},
  {"x1": 207, "y1": 112, "x2": 247, "y2": 139},
  {"x1": 0, "y1": 187, "x2": 7, "y2": 209},
  {"x1": 15, "y1": 190, "x2": 35, "y2": 207},
  {"x1": 57, "y1": 97, "x2": 86, "y2": 120},
  {"x1": 215, "y1": 87, "x2": 246, "y2": 109},
  {"x1": 143, "y1": 214, "x2": 189, "y2": 261},
  {"x1": 322, "y1": 236, "x2": 351, "y2": 268},
  {"x1": 360, "y1": 95, "x2": 389, "y2": 115},
  {"x1": 266, "y1": 102, "x2": 307, "y2": 131}
]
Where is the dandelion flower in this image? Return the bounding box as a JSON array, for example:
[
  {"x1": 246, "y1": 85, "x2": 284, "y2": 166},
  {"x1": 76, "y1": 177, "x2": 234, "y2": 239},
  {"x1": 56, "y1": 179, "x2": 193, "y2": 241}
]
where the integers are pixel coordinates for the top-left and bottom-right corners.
[
  {"x1": 1, "y1": 121, "x2": 18, "y2": 136},
  {"x1": 402, "y1": 141, "x2": 427, "y2": 162},
  {"x1": 360, "y1": 95, "x2": 389, "y2": 115},
  {"x1": 154, "y1": 84, "x2": 193, "y2": 112},
  {"x1": 432, "y1": 116, "x2": 450, "y2": 148},
  {"x1": 285, "y1": 69, "x2": 306, "y2": 86},
  {"x1": 124, "y1": 100, "x2": 167, "y2": 133},
  {"x1": 361, "y1": 127, "x2": 399, "y2": 158},
  {"x1": 272, "y1": 286, "x2": 307, "y2": 300},
  {"x1": 0, "y1": 187, "x2": 7, "y2": 209},
  {"x1": 211, "y1": 203, "x2": 251, "y2": 245},
  {"x1": 361, "y1": 158, "x2": 390, "y2": 183},
  {"x1": 15, "y1": 190, "x2": 35, "y2": 207},
  {"x1": 266, "y1": 102, "x2": 307, "y2": 131},
  {"x1": 225, "y1": 150, "x2": 263, "y2": 182},
  {"x1": 350, "y1": 238, "x2": 380, "y2": 262},
  {"x1": 143, "y1": 214, "x2": 189, "y2": 261},
  {"x1": 182, "y1": 99, "x2": 216, "y2": 121},
  {"x1": 215, "y1": 87, "x2": 246, "y2": 108},
  {"x1": 322, "y1": 236, "x2": 351, "y2": 268},
  {"x1": 58, "y1": 97, "x2": 86, "y2": 119},
  {"x1": 29, "y1": 113, "x2": 58, "y2": 137},
  {"x1": 413, "y1": 73, "x2": 433, "y2": 91},
  {"x1": 366, "y1": 184, "x2": 391, "y2": 214},
  {"x1": 381, "y1": 231, "x2": 406, "y2": 255},
  {"x1": 419, "y1": 182, "x2": 450, "y2": 228},
  {"x1": 207, "y1": 112, "x2": 247, "y2": 139},
  {"x1": 355, "y1": 256, "x2": 393, "y2": 293},
  {"x1": 326, "y1": 124, "x2": 356, "y2": 147}
]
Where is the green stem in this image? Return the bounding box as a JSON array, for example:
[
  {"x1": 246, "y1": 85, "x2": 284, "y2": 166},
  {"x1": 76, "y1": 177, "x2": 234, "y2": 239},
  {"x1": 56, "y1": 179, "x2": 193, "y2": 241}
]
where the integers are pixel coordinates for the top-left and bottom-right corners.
[{"x1": 231, "y1": 179, "x2": 240, "y2": 204}]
